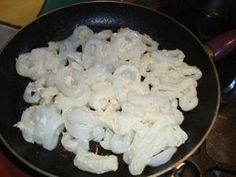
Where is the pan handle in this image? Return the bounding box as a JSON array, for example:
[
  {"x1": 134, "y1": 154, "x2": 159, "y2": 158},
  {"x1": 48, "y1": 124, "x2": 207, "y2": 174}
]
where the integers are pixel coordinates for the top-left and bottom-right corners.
[{"x1": 206, "y1": 30, "x2": 236, "y2": 61}]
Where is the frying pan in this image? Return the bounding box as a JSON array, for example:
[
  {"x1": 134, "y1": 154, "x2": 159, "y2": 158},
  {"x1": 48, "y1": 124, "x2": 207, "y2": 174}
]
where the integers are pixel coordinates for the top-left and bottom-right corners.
[{"x1": 0, "y1": 1, "x2": 222, "y2": 177}]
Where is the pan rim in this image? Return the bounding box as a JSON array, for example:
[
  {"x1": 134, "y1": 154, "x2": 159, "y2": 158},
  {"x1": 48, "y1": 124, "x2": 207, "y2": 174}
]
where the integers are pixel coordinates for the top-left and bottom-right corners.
[{"x1": 0, "y1": 1, "x2": 221, "y2": 177}]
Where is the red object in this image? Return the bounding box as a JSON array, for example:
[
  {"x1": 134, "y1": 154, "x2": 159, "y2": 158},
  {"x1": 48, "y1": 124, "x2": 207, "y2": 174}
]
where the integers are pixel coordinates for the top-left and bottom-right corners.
[{"x1": 0, "y1": 152, "x2": 31, "y2": 177}]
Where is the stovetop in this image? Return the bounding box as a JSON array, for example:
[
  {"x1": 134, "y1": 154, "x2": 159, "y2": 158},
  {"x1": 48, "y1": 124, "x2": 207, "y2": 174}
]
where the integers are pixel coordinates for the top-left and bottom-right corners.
[{"x1": 0, "y1": 0, "x2": 236, "y2": 177}]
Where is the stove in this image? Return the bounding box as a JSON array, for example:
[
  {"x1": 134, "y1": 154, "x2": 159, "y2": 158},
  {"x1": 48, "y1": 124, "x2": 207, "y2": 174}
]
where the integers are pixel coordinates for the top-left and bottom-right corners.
[{"x1": 0, "y1": 0, "x2": 236, "y2": 177}]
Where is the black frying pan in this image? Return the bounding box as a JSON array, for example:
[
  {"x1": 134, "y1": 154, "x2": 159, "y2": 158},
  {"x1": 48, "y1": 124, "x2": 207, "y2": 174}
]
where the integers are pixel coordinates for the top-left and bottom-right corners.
[{"x1": 0, "y1": 2, "x2": 220, "y2": 177}]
